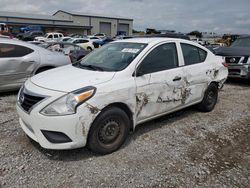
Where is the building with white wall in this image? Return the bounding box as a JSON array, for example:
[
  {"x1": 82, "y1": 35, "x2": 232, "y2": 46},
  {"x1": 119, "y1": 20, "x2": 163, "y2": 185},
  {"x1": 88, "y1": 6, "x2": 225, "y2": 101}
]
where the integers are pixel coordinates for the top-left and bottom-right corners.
[{"x1": 0, "y1": 10, "x2": 133, "y2": 37}]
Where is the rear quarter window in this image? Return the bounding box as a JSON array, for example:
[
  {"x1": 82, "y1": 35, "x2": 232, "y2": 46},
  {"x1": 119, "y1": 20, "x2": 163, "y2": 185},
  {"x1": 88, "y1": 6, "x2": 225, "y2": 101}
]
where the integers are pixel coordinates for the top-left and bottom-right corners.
[
  {"x1": 181, "y1": 43, "x2": 207, "y2": 65},
  {"x1": 0, "y1": 43, "x2": 34, "y2": 58}
]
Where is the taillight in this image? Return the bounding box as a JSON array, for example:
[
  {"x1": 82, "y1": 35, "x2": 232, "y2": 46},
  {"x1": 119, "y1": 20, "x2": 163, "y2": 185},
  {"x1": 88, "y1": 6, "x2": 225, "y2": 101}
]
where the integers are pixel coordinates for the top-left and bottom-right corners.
[
  {"x1": 222, "y1": 62, "x2": 229, "y2": 68},
  {"x1": 69, "y1": 54, "x2": 73, "y2": 63}
]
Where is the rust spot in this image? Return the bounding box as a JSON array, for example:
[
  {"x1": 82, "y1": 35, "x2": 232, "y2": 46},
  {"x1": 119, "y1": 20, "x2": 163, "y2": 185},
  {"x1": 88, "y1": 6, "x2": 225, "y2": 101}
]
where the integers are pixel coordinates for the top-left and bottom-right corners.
[
  {"x1": 157, "y1": 96, "x2": 180, "y2": 103},
  {"x1": 136, "y1": 93, "x2": 149, "y2": 116},
  {"x1": 181, "y1": 88, "x2": 191, "y2": 104},
  {"x1": 213, "y1": 69, "x2": 219, "y2": 78},
  {"x1": 86, "y1": 104, "x2": 99, "y2": 114}
]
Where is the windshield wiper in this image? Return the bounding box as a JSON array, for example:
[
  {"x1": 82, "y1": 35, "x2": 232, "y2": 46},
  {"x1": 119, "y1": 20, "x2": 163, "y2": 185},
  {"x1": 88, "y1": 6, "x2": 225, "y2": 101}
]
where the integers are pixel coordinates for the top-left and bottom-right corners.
[{"x1": 78, "y1": 63, "x2": 104, "y2": 71}]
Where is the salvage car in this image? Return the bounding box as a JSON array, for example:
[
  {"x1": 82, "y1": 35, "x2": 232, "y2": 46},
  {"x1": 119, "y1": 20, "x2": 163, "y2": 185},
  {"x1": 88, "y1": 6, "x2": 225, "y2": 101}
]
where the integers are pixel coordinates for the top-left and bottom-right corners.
[
  {"x1": 67, "y1": 38, "x2": 95, "y2": 51},
  {"x1": 22, "y1": 31, "x2": 44, "y2": 41},
  {"x1": 45, "y1": 42, "x2": 89, "y2": 63},
  {"x1": 0, "y1": 39, "x2": 71, "y2": 92},
  {"x1": 215, "y1": 35, "x2": 250, "y2": 79},
  {"x1": 16, "y1": 38, "x2": 228, "y2": 154},
  {"x1": 35, "y1": 33, "x2": 64, "y2": 43},
  {"x1": 93, "y1": 38, "x2": 114, "y2": 48}
]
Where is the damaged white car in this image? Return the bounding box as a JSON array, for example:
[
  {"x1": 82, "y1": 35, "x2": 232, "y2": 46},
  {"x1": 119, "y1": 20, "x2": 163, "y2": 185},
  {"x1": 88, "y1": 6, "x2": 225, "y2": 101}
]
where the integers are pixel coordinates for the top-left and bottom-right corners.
[{"x1": 16, "y1": 38, "x2": 228, "y2": 154}]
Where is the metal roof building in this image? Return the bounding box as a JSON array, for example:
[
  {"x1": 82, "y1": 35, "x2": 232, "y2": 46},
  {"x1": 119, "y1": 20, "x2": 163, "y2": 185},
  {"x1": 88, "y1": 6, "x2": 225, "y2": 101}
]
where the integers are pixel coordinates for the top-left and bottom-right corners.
[{"x1": 0, "y1": 10, "x2": 133, "y2": 36}]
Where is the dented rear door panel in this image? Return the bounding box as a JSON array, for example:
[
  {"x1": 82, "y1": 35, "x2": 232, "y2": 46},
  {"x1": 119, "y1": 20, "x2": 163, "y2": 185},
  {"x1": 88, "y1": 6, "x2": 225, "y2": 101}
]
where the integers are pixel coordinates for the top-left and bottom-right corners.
[
  {"x1": 135, "y1": 67, "x2": 186, "y2": 122},
  {"x1": 0, "y1": 51, "x2": 39, "y2": 89}
]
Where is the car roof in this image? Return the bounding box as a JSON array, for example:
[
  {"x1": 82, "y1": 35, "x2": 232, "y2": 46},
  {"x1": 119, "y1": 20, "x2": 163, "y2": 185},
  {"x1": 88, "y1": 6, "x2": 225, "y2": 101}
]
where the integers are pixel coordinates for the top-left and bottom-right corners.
[
  {"x1": 46, "y1": 33, "x2": 63, "y2": 35},
  {"x1": 0, "y1": 38, "x2": 53, "y2": 53},
  {"x1": 113, "y1": 37, "x2": 186, "y2": 44},
  {"x1": 72, "y1": 38, "x2": 89, "y2": 40}
]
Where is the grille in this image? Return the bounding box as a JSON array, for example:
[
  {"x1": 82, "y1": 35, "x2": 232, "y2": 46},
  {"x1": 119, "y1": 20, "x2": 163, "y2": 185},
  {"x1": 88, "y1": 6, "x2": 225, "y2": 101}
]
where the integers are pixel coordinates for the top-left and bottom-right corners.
[
  {"x1": 225, "y1": 57, "x2": 241, "y2": 64},
  {"x1": 228, "y1": 69, "x2": 241, "y2": 75},
  {"x1": 19, "y1": 89, "x2": 45, "y2": 112}
]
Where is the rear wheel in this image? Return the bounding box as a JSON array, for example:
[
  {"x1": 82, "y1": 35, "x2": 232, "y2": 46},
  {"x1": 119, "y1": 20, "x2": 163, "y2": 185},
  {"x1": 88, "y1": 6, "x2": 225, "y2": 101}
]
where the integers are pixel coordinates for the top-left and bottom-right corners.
[
  {"x1": 87, "y1": 107, "x2": 130, "y2": 154},
  {"x1": 197, "y1": 83, "x2": 218, "y2": 112}
]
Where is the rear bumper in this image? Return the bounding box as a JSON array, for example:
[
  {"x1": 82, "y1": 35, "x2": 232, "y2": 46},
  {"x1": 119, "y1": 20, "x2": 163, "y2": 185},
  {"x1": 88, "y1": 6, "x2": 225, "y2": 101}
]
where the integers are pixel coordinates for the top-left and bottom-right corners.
[{"x1": 228, "y1": 64, "x2": 250, "y2": 79}]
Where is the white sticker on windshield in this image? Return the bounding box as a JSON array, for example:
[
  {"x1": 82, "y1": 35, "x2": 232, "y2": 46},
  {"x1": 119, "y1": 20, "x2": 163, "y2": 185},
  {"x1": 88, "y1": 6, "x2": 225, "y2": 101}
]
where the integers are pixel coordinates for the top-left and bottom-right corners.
[{"x1": 122, "y1": 48, "x2": 140, "y2": 53}]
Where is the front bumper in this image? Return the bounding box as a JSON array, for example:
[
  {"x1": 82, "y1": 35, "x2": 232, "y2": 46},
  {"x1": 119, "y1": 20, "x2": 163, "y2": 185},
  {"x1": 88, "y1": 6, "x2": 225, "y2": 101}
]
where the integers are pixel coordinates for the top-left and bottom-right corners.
[
  {"x1": 16, "y1": 80, "x2": 96, "y2": 150},
  {"x1": 228, "y1": 64, "x2": 250, "y2": 79},
  {"x1": 17, "y1": 105, "x2": 88, "y2": 150}
]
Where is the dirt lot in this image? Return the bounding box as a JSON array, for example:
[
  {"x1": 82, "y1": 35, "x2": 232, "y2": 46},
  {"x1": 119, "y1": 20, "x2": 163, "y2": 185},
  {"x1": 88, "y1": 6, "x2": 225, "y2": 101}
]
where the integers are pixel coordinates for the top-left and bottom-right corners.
[{"x1": 0, "y1": 80, "x2": 249, "y2": 188}]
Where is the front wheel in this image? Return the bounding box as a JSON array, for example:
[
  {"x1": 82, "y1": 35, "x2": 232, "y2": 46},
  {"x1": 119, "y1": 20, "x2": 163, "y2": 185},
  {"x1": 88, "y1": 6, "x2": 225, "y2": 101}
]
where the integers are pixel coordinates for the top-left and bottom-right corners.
[
  {"x1": 87, "y1": 107, "x2": 130, "y2": 154},
  {"x1": 197, "y1": 83, "x2": 218, "y2": 112}
]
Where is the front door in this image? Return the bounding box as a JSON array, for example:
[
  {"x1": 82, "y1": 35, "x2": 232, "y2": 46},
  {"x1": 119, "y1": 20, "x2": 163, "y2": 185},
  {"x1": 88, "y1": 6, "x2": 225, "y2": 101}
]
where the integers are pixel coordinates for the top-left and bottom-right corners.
[{"x1": 135, "y1": 42, "x2": 187, "y2": 123}]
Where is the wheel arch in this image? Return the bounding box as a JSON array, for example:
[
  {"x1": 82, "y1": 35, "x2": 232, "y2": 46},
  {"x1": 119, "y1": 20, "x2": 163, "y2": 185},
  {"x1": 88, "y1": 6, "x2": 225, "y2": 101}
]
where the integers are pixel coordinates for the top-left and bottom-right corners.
[{"x1": 100, "y1": 102, "x2": 134, "y2": 132}]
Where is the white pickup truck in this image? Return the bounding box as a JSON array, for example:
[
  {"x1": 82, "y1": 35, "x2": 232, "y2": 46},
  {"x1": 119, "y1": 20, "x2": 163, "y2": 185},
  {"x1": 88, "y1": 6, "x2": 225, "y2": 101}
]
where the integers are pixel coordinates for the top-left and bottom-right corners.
[{"x1": 35, "y1": 32, "x2": 64, "y2": 42}]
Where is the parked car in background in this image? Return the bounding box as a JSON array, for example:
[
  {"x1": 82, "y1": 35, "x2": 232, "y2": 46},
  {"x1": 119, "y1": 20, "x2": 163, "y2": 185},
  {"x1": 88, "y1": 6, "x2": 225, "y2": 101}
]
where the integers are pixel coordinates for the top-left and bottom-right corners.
[
  {"x1": 93, "y1": 38, "x2": 114, "y2": 48},
  {"x1": 0, "y1": 38, "x2": 71, "y2": 92},
  {"x1": 68, "y1": 38, "x2": 95, "y2": 51},
  {"x1": 20, "y1": 25, "x2": 42, "y2": 33},
  {"x1": 68, "y1": 33, "x2": 87, "y2": 38},
  {"x1": 0, "y1": 23, "x2": 9, "y2": 34},
  {"x1": 16, "y1": 38, "x2": 228, "y2": 154},
  {"x1": 35, "y1": 33, "x2": 64, "y2": 42},
  {"x1": 59, "y1": 37, "x2": 72, "y2": 42},
  {"x1": 215, "y1": 35, "x2": 250, "y2": 79},
  {"x1": 22, "y1": 31, "x2": 44, "y2": 41},
  {"x1": 94, "y1": 33, "x2": 106, "y2": 38},
  {"x1": 45, "y1": 42, "x2": 89, "y2": 63},
  {"x1": 191, "y1": 38, "x2": 205, "y2": 45},
  {"x1": 88, "y1": 36, "x2": 100, "y2": 41}
]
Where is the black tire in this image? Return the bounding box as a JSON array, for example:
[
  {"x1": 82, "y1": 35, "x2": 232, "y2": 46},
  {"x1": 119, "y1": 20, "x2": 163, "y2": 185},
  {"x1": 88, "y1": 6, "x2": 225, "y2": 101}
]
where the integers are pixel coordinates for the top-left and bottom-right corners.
[
  {"x1": 35, "y1": 67, "x2": 53, "y2": 74},
  {"x1": 87, "y1": 47, "x2": 93, "y2": 51},
  {"x1": 87, "y1": 107, "x2": 130, "y2": 154},
  {"x1": 197, "y1": 83, "x2": 218, "y2": 112}
]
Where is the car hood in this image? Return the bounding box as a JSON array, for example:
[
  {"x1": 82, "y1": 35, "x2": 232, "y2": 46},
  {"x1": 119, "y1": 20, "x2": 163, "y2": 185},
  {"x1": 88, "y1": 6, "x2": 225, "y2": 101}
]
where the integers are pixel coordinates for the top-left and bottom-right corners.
[
  {"x1": 30, "y1": 65, "x2": 115, "y2": 92},
  {"x1": 215, "y1": 47, "x2": 250, "y2": 56}
]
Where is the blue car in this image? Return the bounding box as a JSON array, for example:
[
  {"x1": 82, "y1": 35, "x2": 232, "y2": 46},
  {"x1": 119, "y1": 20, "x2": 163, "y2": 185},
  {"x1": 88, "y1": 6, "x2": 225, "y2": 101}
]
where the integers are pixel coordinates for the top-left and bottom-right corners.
[
  {"x1": 20, "y1": 25, "x2": 42, "y2": 33},
  {"x1": 93, "y1": 38, "x2": 114, "y2": 48}
]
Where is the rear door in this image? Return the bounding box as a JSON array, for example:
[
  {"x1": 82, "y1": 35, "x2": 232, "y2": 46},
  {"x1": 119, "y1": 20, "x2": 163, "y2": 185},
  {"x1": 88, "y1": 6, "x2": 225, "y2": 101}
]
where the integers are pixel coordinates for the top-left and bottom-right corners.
[
  {"x1": 135, "y1": 42, "x2": 187, "y2": 122},
  {"x1": 178, "y1": 42, "x2": 209, "y2": 104},
  {"x1": 0, "y1": 43, "x2": 39, "y2": 88}
]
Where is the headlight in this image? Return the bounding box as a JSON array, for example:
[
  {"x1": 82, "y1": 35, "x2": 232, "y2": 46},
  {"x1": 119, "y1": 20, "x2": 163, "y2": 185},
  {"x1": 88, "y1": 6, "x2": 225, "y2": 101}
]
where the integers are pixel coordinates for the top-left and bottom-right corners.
[{"x1": 40, "y1": 86, "x2": 96, "y2": 116}]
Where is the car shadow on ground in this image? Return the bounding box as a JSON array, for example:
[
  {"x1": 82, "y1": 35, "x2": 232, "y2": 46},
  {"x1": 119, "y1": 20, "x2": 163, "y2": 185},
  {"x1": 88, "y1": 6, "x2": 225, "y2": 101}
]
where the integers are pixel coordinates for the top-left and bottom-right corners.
[
  {"x1": 33, "y1": 106, "x2": 197, "y2": 161},
  {"x1": 0, "y1": 91, "x2": 18, "y2": 97},
  {"x1": 226, "y1": 78, "x2": 250, "y2": 87},
  {"x1": 122, "y1": 106, "x2": 196, "y2": 148}
]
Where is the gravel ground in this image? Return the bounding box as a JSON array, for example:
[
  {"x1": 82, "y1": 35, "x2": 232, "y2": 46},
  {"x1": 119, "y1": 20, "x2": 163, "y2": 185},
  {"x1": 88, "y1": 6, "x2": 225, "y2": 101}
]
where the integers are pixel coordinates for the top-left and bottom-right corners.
[{"x1": 0, "y1": 80, "x2": 250, "y2": 188}]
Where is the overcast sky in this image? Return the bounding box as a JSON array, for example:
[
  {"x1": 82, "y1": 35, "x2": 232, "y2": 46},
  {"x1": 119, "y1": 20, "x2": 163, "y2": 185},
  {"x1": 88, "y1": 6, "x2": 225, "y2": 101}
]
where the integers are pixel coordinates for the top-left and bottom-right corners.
[{"x1": 1, "y1": 0, "x2": 250, "y2": 34}]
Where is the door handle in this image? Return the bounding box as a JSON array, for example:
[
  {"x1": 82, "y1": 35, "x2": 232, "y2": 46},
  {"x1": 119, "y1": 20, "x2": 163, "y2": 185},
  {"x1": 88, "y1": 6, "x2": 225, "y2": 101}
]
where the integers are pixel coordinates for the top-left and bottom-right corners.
[{"x1": 173, "y1": 76, "x2": 182, "y2": 81}]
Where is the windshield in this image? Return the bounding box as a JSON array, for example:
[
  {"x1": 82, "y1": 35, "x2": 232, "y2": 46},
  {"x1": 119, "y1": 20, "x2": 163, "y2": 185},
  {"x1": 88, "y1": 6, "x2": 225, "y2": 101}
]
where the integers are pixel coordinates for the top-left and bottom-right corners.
[
  {"x1": 78, "y1": 42, "x2": 147, "y2": 71},
  {"x1": 231, "y1": 38, "x2": 250, "y2": 47}
]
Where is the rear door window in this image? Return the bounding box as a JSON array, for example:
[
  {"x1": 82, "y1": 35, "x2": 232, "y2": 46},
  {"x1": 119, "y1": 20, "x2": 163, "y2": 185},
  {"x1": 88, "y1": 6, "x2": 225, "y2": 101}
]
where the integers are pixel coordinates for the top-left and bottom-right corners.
[{"x1": 0, "y1": 43, "x2": 34, "y2": 58}]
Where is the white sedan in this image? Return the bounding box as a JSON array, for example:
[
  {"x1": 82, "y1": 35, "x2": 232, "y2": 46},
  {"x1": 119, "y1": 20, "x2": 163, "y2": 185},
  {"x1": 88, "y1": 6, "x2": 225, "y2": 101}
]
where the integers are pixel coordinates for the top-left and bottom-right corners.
[
  {"x1": 67, "y1": 38, "x2": 95, "y2": 51},
  {"x1": 16, "y1": 38, "x2": 228, "y2": 154},
  {"x1": 0, "y1": 39, "x2": 71, "y2": 92}
]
